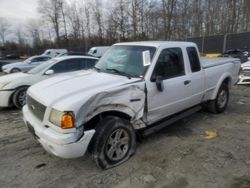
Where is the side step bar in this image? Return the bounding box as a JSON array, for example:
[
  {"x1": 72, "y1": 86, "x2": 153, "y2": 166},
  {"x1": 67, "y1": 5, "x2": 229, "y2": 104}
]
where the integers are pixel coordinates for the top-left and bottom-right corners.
[{"x1": 141, "y1": 106, "x2": 202, "y2": 137}]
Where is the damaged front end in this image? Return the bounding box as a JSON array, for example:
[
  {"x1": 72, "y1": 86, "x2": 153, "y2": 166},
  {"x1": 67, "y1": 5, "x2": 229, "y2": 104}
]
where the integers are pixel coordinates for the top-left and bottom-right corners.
[{"x1": 76, "y1": 81, "x2": 147, "y2": 130}]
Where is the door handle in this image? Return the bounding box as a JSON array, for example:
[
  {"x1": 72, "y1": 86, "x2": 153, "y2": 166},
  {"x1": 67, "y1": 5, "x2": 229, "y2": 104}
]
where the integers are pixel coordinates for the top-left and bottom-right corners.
[{"x1": 184, "y1": 80, "x2": 191, "y2": 85}]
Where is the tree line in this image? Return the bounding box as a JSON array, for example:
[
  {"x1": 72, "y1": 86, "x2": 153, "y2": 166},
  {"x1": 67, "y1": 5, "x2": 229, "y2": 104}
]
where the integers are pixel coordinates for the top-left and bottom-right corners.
[{"x1": 0, "y1": 0, "x2": 250, "y2": 54}]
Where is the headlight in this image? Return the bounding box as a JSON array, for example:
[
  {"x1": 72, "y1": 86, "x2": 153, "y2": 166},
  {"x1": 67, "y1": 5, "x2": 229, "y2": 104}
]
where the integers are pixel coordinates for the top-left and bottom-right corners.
[
  {"x1": 0, "y1": 82, "x2": 11, "y2": 89},
  {"x1": 49, "y1": 108, "x2": 75, "y2": 129},
  {"x1": 1, "y1": 66, "x2": 9, "y2": 71}
]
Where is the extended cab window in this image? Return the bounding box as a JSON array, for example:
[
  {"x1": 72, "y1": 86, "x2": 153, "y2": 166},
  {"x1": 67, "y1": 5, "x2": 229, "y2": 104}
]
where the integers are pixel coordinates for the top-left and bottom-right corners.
[
  {"x1": 152, "y1": 48, "x2": 185, "y2": 80},
  {"x1": 187, "y1": 47, "x2": 201, "y2": 72}
]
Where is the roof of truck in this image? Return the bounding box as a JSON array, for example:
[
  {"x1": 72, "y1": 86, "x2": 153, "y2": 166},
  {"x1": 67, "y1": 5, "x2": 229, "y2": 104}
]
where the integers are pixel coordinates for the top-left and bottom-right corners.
[{"x1": 114, "y1": 41, "x2": 196, "y2": 48}]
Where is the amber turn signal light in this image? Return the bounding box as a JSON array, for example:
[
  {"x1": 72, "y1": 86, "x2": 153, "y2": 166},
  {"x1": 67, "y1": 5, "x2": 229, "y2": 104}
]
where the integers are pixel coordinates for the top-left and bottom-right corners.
[{"x1": 61, "y1": 113, "x2": 75, "y2": 129}]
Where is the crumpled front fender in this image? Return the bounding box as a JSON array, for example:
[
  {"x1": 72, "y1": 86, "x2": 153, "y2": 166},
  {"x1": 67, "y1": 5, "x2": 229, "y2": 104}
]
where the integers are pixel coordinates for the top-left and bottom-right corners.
[{"x1": 76, "y1": 82, "x2": 146, "y2": 127}]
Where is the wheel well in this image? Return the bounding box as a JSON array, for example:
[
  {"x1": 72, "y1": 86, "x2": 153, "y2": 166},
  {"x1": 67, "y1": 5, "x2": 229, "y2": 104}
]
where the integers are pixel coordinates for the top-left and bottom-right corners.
[
  {"x1": 84, "y1": 111, "x2": 131, "y2": 131},
  {"x1": 11, "y1": 68, "x2": 21, "y2": 72},
  {"x1": 222, "y1": 77, "x2": 231, "y2": 88},
  {"x1": 8, "y1": 85, "x2": 30, "y2": 106}
]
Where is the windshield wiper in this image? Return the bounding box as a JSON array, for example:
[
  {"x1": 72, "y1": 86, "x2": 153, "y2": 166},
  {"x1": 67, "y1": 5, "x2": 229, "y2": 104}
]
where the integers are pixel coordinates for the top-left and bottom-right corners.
[
  {"x1": 93, "y1": 66, "x2": 101, "y2": 72},
  {"x1": 106, "y1": 68, "x2": 132, "y2": 79}
]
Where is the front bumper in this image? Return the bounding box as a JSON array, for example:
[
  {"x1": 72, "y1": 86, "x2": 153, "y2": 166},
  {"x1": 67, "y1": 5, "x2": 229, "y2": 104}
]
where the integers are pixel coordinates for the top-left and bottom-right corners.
[
  {"x1": 22, "y1": 105, "x2": 95, "y2": 159},
  {"x1": 2, "y1": 69, "x2": 10, "y2": 74},
  {"x1": 0, "y1": 90, "x2": 14, "y2": 107},
  {"x1": 238, "y1": 75, "x2": 250, "y2": 85}
]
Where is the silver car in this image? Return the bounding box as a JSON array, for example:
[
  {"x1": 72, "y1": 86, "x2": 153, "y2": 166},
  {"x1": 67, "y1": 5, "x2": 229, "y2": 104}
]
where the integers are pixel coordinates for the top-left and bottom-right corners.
[{"x1": 2, "y1": 55, "x2": 51, "y2": 74}]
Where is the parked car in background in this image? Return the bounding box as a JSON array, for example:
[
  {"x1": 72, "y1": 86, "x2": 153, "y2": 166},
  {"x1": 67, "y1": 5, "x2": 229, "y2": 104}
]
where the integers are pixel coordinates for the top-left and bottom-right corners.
[
  {"x1": 238, "y1": 60, "x2": 250, "y2": 84},
  {"x1": 41, "y1": 49, "x2": 68, "y2": 57},
  {"x1": 88, "y1": 46, "x2": 110, "y2": 57},
  {"x1": 23, "y1": 41, "x2": 240, "y2": 169},
  {"x1": 5, "y1": 53, "x2": 20, "y2": 59},
  {"x1": 0, "y1": 56, "x2": 98, "y2": 109},
  {"x1": 58, "y1": 51, "x2": 88, "y2": 57},
  {"x1": 0, "y1": 61, "x2": 9, "y2": 71},
  {"x1": 220, "y1": 49, "x2": 249, "y2": 63},
  {"x1": 1, "y1": 55, "x2": 51, "y2": 74}
]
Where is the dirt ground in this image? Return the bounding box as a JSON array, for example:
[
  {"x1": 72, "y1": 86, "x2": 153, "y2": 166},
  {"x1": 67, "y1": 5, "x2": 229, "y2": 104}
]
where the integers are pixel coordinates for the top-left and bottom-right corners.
[{"x1": 0, "y1": 83, "x2": 250, "y2": 188}]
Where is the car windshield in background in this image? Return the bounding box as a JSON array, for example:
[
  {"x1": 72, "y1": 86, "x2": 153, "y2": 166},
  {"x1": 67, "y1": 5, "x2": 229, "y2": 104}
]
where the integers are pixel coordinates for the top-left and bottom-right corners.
[
  {"x1": 27, "y1": 59, "x2": 57, "y2": 74},
  {"x1": 95, "y1": 45, "x2": 156, "y2": 77}
]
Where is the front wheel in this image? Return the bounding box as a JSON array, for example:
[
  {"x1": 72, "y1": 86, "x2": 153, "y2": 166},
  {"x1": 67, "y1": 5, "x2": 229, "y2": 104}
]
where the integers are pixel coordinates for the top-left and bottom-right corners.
[
  {"x1": 10, "y1": 68, "x2": 21, "y2": 73},
  {"x1": 207, "y1": 84, "x2": 229, "y2": 113},
  {"x1": 13, "y1": 87, "x2": 28, "y2": 109},
  {"x1": 89, "y1": 116, "x2": 136, "y2": 169}
]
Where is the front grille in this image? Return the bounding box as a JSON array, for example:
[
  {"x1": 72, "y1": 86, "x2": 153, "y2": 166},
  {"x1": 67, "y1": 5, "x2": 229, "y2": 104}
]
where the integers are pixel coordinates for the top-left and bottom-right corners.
[
  {"x1": 27, "y1": 95, "x2": 46, "y2": 121},
  {"x1": 243, "y1": 70, "x2": 250, "y2": 77},
  {"x1": 243, "y1": 79, "x2": 250, "y2": 83}
]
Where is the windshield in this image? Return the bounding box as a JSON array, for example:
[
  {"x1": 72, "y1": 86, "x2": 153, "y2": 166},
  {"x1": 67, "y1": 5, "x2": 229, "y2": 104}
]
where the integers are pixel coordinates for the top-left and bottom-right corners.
[
  {"x1": 27, "y1": 59, "x2": 57, "y2": 74},
  {"x1": 88, "y1": 48, "x2": 96, "y2": 54},
  {"x1": 95, "y1": 45, "x2": 156, "y2": 77}
]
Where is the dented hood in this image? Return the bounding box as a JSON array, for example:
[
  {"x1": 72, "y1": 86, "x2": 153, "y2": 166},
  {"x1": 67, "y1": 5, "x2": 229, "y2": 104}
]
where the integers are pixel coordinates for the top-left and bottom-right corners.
[{"x1": 28, "y1": 70, "x2": 143, "y2": 107}]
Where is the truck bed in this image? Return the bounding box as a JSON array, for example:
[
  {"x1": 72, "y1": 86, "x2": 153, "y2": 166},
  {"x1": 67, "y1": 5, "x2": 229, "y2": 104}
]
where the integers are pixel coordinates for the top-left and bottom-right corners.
[{"x1": 201, "y1": 57, "x2": 239, "y2": 69}]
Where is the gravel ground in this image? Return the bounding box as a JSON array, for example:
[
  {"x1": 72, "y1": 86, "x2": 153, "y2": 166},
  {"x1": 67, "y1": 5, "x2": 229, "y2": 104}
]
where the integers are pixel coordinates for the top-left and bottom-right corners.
[{"x1": 0, "y1": 85, "x2": 250, "y2": 188}]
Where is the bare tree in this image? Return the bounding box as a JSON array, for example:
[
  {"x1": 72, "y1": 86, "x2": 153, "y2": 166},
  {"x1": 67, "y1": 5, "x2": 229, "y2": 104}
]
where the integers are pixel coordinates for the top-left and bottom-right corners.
[
  {"x1": 90, "y1": 0, "x2": 104, "y2": 43},
  {"x1": 38, "y1": 0, "x2": 64, "y2": 46},
  {"x1": 109, "y1": 0, "x2": 129, "y2": 40},
  {"x1": 161, "y1": 0, "x2": 177, "y2": 39},
  {"x1": 0, "y1": 18, "x2": 10, "y2": 46},
  {"x1": 27, "y1": 20, "x2": 43, "y2": 48},
  {"x1": 3, "y1": 0, "x2": 250, "y2": 52}
]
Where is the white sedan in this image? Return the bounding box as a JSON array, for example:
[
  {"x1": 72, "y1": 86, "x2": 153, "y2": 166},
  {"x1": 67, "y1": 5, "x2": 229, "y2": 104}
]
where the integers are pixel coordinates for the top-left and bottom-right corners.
[
  {"x1": 2, "y1": 55, "x2": 51, "y2": 74},
  {"x1": 238, "y1": 61, "x2": 250, "y2": 84},
  {"x1": 0, "y1": 56, "x2": 98, "y2": 108}
]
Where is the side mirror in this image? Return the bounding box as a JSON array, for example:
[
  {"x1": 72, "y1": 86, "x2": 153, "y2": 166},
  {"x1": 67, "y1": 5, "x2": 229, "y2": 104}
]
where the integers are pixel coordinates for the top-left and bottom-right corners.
[
  {"x1": 142, "y1": 50, "x2": 151, "y2": 66},
  {"x1": 156, "y1": 76, "x2": 164, "y2": 92},
  {"x1": 44, "y1": 69, "x2": 54, "y2": 75}
]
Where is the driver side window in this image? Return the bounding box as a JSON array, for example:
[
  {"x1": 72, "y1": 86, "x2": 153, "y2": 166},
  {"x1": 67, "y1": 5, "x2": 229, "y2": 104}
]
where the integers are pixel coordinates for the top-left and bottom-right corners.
[
  {"x1": 151, "y1": 48, "x2": 185, "y2": 81},
  {"x1": 50, "y1": 59, "x2": 82, "y2": 73}
]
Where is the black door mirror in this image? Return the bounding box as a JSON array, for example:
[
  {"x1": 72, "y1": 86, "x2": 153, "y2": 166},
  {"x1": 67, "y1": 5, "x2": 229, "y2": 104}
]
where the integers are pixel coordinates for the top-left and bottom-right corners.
[{"x1": 156, "y1": 76, "x2": 164, "y2": 92}]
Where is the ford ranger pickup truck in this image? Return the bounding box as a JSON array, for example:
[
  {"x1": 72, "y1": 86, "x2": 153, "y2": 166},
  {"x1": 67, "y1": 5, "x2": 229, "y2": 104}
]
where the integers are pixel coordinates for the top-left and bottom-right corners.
[{"x1": 23, "y1": 41, "x2": 241, "y2": 169}]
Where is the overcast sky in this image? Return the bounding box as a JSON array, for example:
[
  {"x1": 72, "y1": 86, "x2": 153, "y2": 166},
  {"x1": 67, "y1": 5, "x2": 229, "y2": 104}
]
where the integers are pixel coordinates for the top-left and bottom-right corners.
[{"x1": 0, "y1": 0, "x2": 39, "y2": 22}]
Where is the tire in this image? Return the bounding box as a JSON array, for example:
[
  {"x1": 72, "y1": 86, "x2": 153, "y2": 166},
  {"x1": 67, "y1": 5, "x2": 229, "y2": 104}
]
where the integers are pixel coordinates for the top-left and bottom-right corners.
[
  {"x1": 207, "y1": 84, "x2": 229, "y2": 113},
  {"x1": 10, "y1": 68, "x2": 21, "y2": 73},
  {"x1": 13, "y1": 87, "x2": 28, "y2": 109},
  {"x1": 89, "y1": 116, "x2": 136, "y2": 169}
]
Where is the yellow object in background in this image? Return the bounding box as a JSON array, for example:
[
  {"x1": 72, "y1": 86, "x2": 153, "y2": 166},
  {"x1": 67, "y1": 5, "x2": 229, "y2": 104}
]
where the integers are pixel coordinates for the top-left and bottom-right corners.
[
  {"x1": 205, "y1": 53, "x2": 221, "y2": 58},
  {"x1": 205, "y1": 131, "x2": 218, "y2": 139},
  {"x1": 20, "y1": 55, "x2": 29, "y2": 59}
]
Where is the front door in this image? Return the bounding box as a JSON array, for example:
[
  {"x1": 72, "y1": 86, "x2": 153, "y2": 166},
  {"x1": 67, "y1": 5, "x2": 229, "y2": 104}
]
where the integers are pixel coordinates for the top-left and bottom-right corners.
[{"x1": 146, "y1": 47, "x2": 192, "y2": 124}]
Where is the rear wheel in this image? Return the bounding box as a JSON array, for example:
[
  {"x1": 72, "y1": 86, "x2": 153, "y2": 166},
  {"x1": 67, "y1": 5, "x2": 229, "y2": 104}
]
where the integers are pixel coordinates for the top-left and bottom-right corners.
[
  {"x1": 10, "y1": 68, "x2": 21, "y2": 73},
  {"x1": 207, "y1": 84, "x2": 229, "y2": 113},
  {"x1": 13, "y1": 87, "x2": 28, "y2": 109},
  {"x1": 89, "y1": 116, "x2": 136, "y2": 169}
]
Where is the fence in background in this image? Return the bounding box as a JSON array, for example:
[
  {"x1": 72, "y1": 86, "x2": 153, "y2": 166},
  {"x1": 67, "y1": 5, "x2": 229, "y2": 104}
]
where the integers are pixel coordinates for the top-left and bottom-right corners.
[
  {"x1": 186, "y1": 32, "x2": 250, "y2": 53},
  {"x1": 2, "y1": 32, "x2": 250, "y2": 57}
]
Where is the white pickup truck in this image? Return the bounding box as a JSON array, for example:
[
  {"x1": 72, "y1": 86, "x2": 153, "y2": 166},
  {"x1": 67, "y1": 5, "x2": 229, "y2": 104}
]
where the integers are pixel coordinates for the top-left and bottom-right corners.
[{"x1": 23, "y1": 42, "x2": 240, "y2": 169}]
